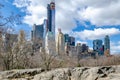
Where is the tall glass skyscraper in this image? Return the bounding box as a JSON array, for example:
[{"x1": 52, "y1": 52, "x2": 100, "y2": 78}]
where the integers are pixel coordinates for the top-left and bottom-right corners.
[
  {"x1": 43, "y1": 19, "x2": 48, "y2": 39},
  {"x1": 31, "y1": 24, "x2": 44, "y2": 49},
  {"x1": 32, "y1": 24, "x2": 44, "y2": 40},
  {"x1": 93, "y1": 39, "x2": 104, "y2": 55},
  {"x1": 104, "y1": 35, "x2": 110, "y2": 54},
  {"x1": 47, "y1": 1, "x2": 55, "y2": 39},
  {"x1": 64, "y1": 34, "x2": 75, "y2": 46},
  {"x1": 45, "y1": 1, "x2": 56, "y2": 54},
  {"x1": 45, "y1": 31, "x2": 56, "y2": 55}
]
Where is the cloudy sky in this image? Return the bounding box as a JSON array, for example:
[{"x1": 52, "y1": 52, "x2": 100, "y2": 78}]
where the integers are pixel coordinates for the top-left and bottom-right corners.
[{"x1": 1, "y1": 0, "x2": 120, "y2": 54}]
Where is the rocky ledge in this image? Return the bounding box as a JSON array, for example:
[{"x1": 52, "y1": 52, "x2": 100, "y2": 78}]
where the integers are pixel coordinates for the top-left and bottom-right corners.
[{"x1": 0, "y1": 66, "x2": 120, "y2": 80}]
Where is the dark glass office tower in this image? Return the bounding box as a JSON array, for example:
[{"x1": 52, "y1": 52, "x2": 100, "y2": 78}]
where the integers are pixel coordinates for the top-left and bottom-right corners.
[
  {"x1": 104, "y1": 35, "x2": 110, "y2": 54},
  {"x1": 32, "y1": 24, "x2": 44, "y2": 40},
  {"x1": 47, "y1": 1, "x2": 55, "y2": 38},
  {"x1": 47, "y1": 4, "x2": 52, "y2": 31},
  {"x1": 93, "y1": 39, "x2": 104, "y2": 55}
]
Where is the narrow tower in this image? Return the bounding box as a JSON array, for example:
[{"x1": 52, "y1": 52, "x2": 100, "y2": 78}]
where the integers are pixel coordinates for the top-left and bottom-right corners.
[
  {"x1": 56, "y1": 29, "x2": 65, "y2": 55},
  {"x1": 47, "y1": 0, "x2": 55, "y2": 39},
  {"x1": 104, "y1": 35, "x2": 110, "y2": 55},
  {"x1": 45, "y1": 1, "x2": 56, "y2": 54}
]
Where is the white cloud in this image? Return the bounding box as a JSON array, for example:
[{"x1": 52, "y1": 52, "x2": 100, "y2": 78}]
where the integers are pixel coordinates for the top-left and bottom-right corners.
[
  {"x1": 78, "y1": 0, "x2": 120, "y2": 26},
  {"x1": 13, "y1": 0, "x2": 120, "y2": 32},
  {"x1": 76, "y1": 40, "x2": 88, "y2": 45},
  {"x1": 72, "y1": 28, "x2": 120, "y2": 40},
  {"x1": 13, "y1": 0, "x2": 31, "y2": 8},
  {"x1": 13, "y1": 0, "x2": 77, "y2": 32},
  {"x1": 13, "y1": 0, "x2": 48, "y2": 26},
  {"x1": 110, "y1": 41, "x2": 120, "y2": 54}
]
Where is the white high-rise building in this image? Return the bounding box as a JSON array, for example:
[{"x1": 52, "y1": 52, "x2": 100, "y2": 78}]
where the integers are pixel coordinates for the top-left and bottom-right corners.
[
  {"x1": 56, "y1": 29, "x2": 65, "y2": 55},
  {"x1": 45, "y1": 31, "x2": 56, "y2": 55}
]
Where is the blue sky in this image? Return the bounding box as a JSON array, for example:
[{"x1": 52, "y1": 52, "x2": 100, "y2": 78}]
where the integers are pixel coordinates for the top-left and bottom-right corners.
[
  {"x1": 0, "y1": 0, "x2": 31, "y2": 34},
  {"x1": 1, "y1": 0, "x2": 120, "y2": 54}
]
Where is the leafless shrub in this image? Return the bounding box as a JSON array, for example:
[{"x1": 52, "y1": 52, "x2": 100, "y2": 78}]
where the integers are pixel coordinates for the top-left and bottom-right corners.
[{"x1": 79, "y1": 55, "x2": 120, "y2": 67}]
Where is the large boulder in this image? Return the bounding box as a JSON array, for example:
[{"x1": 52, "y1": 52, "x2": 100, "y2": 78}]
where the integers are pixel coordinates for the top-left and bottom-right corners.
[
  {"x1": 33, "y1": 66, "x2": 117, "y2": 80},
  {"x1": 1, "y1": 66, "x2": 120, "y2": 80},
  {"x1": 0, "y1": 68, "x2": 45, "y2": 80}
]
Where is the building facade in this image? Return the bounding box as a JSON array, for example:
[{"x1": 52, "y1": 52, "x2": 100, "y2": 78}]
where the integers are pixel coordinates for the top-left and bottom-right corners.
[
  {"x1": 45, "y1": 1, "x2": 56, "y2": 54},
  {"x1": 76, "y1": 43, "x2": 82, "y2": 54},
  {"x1": 69, "y1": 36, "x2": 75, "y2": 46},
  {"x1": 43, "y1": 19, "x2": 48, "y2": 47},
  {"x1": 32, "y1": 24, "x2": 44, "y2": 41},
  {"x1": 56, "y1": 29, "x2": 65, "y2": 55},
  {"x1": 69, "y1": 46, "x2": 77, "y2": 56},
  {"x1": 31, "y1": 24, "x2": 44, "y2": 50},
  {"x1": 93, "y1": 39, "x2": 104, "y2": 55},
  {"x1": 65, "y1": 42, "x2": 70, "y2": 56},
  {"x1": 81, "y1": 44, "x2": 88, "y2": 52},
  {"x1": 45, "y1": 31, "x2": 56, "y2": 54},
  {"x1": 64, "y1": 34, "x2": 70, "y2": 43},
  {"x1": 44, "y1": 1, "x2": 56, "y2": 54},
  {"x1": 64, "y1": 34, "x2": 75, "y2": 46},
  {"x1": 43, "y1": 19, "x2": 48, "y2": 39},
  {"x1": 104, "y1": 35, "x2": 110, "y2": 55},
  {"x1": 47, "y1": 1, "x2": 55, "y2": 40}
]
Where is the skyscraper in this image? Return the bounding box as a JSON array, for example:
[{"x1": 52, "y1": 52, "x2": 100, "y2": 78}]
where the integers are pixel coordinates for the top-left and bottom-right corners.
[
  {"x1": 31, "y1": 24, "x2": 44, "y2": 50},
  {"x1": 56, "y1": 29, "x2": 65, "y2": 55},
  {"x1": 45, "y1": 31, "x2": 56, "y2": 54},
  {"x1": 93, "y1": 39, "x2": 104, "y2": 55},
  {"x1": 43, "y1": 19, "x2": 48, "y2": 47},
  {"x1": 104, "y1": 35, "x2": 110, "y2": 55},
  {"x1": 69, "y1": 36, "x2": 75, "y2": 46},
  {"x1": 64, "y1": 34, "x2": 75, "y2": 46},
  {"x1": 76, "y1": 43, "x2": 82, "y2": 59},
  {"x1": 32, "y1": 24, "x2": 44, "y2": 41},
  {"x1": 43, "y1": 19, "x2": 48, "y2": 39},
  {"x1": 64, "y1": 34, "x2": 70, "y2": 43},
  {"x1": 47, "y1": 1, "x2": 55, "y2": 39},
  {"x1": 45, "y1": 1, "x2": 56, "y2": 54}
]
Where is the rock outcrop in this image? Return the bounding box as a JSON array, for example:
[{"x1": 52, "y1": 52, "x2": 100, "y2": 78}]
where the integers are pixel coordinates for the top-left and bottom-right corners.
[
  {"x1": 0, "y1": 68, "x2": 45, "y2": 80},
  {"x1": 1, "y1": 66, "x2": 120, "y2": 80}
]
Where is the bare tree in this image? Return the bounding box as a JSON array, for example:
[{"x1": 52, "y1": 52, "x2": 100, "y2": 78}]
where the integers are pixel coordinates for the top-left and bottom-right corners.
[
  {"x1": 39, "y1": 47, "x2": 56, "y2": 70},
  {"x1": 0, "y1": 2, "x2": 23, "y2": 70},
  {"x1": 0, "y1": 32, "x2": 18, "y2": 70},
  {"x1": 0, "y1": 30, "x2": 33, "y2": 70},
  {"x1": 12, "y1": 30, "x2": 33, "y2": 69}
]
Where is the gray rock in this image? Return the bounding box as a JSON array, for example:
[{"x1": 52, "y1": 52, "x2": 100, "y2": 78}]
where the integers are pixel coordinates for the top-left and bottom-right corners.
[
  {"x1": 0, "y1": 66, "x2": 120, "y2": 80},
  {"x1": 33, "y1": 66, "x2": 116, "y2": 80},
  {"x1": 0, "y1": 68, "x2": 44, "y2": 80}
]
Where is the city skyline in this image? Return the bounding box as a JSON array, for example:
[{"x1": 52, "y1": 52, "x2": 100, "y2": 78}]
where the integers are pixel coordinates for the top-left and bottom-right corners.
[{"x1": 1, "y1": 0, "x2": 120, "y2": 54}]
